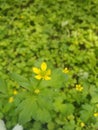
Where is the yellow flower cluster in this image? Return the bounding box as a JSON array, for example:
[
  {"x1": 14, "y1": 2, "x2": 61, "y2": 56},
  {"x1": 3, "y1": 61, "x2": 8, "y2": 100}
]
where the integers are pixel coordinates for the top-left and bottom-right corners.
[
  {"x1": 76, "y1": 84, "x2": 83, "y2": 92},
  {"x1": 32, "y1": 62, "x2": 51, "y2": 80}
]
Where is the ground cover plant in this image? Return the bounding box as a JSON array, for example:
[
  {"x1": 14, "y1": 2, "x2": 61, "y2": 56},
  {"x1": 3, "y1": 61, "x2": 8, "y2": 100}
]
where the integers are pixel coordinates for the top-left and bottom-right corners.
[{"x1": 0, "y1": 0, "x2": 98, "y2": 129}]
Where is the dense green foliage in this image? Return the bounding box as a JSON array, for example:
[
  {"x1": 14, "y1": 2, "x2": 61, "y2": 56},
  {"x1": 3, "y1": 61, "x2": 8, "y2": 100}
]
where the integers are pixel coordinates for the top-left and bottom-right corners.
[{"x1": 0, "y1": 0, "x2": 98, "y2": 129}]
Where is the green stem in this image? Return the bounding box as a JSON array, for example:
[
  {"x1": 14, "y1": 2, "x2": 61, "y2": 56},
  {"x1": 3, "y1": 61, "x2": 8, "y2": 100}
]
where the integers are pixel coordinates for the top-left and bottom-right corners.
[{"x1": 36, "y1": 79, "x2": 42, "y2": 88}]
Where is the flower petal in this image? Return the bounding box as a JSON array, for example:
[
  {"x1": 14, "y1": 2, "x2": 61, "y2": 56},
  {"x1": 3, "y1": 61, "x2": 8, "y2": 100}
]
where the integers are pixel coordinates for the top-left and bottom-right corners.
[
  {"x1": 35, "y1": 75, "x2": 42, "y2": 80},
  {"x1": 32, "y1": 67, "x2": 41, "y2": 74},
  {"x1": 46, "y1": 69, "x2": 51, "y2": 75},
  {"x1": 44, "y1": 76, "x2": 51, "y2": 80},
  {"x1": 41, "y1": 62, "x2": 47, "y2": 71}
]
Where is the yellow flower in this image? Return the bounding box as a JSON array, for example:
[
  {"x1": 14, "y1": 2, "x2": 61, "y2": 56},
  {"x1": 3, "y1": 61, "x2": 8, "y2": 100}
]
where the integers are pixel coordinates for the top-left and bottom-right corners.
[
  {"x1": 32, "y1": 62, "x2": 51, "y2": 80},
  {"x1": 80, "y1": 122, "x2": 85, "y2": 127},
  {"x1": 62, "y1": 67, "x2": 69, "y2": 73},
  {"x1": 76, "y1": 84, "x2": 83, "y2": 92},
  {"x1": 34, "y1": 89, "x2": 40, "y2": 94},
  {"x1": 13, "y1": 90, "x2": 18, "y2": 95},
  {"x1": 94, "y1": 112, "x2": 98, "y2": 117},
  {"x1": 9, "y1": 97, "x2": 14, "y2": 103}
]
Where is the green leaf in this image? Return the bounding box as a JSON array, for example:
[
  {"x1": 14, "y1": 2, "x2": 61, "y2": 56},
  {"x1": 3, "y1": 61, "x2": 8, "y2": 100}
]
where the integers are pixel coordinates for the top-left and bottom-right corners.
[
  {"x1": 17, "y1": 97, "x2": 38, "y2": 124},
  {"x1": 36, "y1": 108, "x2": 51, "y2": 123},
  {"x1": 89, "y1": 86, "x2": 98, "y2": 103},
  {"x1": 0, "y1": 112, "x2": 3, "y2": 118},
  {"x1": 54, "y1": 101, "x2": 74, "y2": 115},
  {"x1": 32, "y1": 122, "x2": 42, "y2": 130},
  {"x1": 0, "y1": 78, "x2": 7, "y2": 94},
  {"x1": 47, "y1": 122, "x2": 55, "y2": 130},
  {"x1": 9, "y1": 73, "x2": 30, "y2": 91},
  {"x1": 63, "y1": 120, "x2": 75, "y2": 130},
  {"x1": 91, "y1": 94, "x2": 98, "y2": 103},
  {"x1": 17, "y1": 96, "x2": 52, "y2": 124},
  {"x1": 80, "y1": 104, "x2": 94, "y2": 122},
  {"x1": 61, "y1": 103, "x2": 75, "y2": 115}
]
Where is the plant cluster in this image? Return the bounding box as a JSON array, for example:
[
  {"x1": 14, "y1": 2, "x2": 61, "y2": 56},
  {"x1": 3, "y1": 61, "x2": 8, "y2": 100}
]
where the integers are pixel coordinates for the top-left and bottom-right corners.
[
  {"x1": 0, "y1": 0, "x2": 98, "y2": 129},
  {"x1": 0, "y1": 61, "x2": 98, "y2": 130}
]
